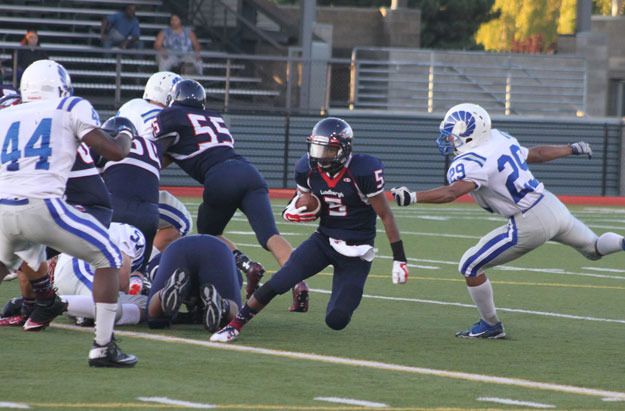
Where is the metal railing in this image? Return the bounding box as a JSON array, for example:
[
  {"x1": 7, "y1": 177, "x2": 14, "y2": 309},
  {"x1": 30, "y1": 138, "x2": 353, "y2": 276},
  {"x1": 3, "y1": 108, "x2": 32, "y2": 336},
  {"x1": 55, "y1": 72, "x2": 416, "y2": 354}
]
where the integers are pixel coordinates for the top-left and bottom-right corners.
[{"x1": 350, "y1": 47, "x2": 588, "y2": 117}]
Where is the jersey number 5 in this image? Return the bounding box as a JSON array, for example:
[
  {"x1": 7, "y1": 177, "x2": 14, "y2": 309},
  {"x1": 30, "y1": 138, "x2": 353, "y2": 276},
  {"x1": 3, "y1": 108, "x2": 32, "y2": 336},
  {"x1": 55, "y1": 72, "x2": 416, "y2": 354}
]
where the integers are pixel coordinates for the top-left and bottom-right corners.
[{"x1": 1, "y1": 119, "x2": 52, "y2": 172}]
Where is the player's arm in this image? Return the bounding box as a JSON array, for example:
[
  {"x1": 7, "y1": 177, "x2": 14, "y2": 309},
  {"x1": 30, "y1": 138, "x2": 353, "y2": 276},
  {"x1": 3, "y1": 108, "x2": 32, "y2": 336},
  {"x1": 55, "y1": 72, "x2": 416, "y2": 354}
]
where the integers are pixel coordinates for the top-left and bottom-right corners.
[
  {"x1": 392, "y1": 180, "x2": 476, "y2": 206},
  {"x1": 370, "y1": 193, "x2": 409, "y2": 284},
  {"x1": 82, "y1": 128, "x2": 131, "y2": 161},
  {"x1": 526, "y1": 141, "x2": 592, "y2": 163}
]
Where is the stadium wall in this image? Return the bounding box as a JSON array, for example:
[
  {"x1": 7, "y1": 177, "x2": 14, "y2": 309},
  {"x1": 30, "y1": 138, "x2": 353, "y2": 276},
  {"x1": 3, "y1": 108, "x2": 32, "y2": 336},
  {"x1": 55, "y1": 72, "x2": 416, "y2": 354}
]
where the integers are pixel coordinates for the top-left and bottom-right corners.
[{"x1": 160, "y1": 112, "x2": 624, "y2": 196}]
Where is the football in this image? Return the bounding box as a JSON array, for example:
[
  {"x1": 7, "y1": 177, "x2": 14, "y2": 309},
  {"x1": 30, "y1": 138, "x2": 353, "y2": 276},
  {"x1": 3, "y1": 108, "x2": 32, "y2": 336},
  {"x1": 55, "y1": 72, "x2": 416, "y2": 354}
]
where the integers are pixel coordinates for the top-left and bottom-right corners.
[{"x1": 295, "y1": 192, "x2": 320, "y2": 212}]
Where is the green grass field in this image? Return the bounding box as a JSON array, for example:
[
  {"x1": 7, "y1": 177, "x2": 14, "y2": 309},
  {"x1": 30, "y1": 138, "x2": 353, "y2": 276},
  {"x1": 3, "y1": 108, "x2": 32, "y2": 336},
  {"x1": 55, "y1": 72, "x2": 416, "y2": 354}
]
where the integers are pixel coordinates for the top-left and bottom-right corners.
[{"x1": 2, "y1": 198, "x2": 625, "y2": 410}]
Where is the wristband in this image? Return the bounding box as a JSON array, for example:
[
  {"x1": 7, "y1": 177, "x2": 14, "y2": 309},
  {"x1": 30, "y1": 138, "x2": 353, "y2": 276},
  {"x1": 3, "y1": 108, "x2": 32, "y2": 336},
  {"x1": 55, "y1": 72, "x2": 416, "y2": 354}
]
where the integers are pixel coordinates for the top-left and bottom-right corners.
[{"x1": 391, "y1": 240, "x2": 406, "y2": 261}]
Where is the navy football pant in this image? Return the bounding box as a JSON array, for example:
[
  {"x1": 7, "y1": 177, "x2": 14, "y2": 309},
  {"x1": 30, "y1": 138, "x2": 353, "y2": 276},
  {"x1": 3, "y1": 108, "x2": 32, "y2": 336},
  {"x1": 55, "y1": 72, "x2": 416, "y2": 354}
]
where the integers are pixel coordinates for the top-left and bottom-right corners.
[
  {"x1": 267, "y1": 232, "x2": 371, "y2": 330},
  {"x1": 111, "y1": 198, "x2": 159, "y2": 273},
  {"x1": 197, "y1": 158, "x2": 279, "y2": 249},
  {"x1": 147, "y1": 235, "x2": 242, "y2": 310}
]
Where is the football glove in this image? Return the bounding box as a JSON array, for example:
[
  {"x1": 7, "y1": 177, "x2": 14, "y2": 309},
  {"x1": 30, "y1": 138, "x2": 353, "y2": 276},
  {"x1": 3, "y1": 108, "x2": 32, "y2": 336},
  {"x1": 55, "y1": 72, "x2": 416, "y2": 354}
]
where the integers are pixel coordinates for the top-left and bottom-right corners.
[
  {"x1": 282, "y1": 194, "x2": 319, "y2": 223},
  {"x1": 392, "y1": 260, "x2": 409, "y2": 284},
  {"x1": 570, "y1": 141, "x2": 592, "y2": 159},
  {"x1": 390, "y1": 186, "x2": 417, "y2": 206}
]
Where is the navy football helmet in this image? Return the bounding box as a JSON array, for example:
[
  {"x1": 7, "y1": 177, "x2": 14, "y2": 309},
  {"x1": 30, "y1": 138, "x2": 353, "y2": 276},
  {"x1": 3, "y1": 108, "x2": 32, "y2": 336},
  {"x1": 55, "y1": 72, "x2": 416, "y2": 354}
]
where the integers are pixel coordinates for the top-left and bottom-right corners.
[
  {"x1": 166, "y1": 79, "x2": 206, "y2": 108},
  {"x1": 307, "y1": 117, "x2": 353, "y2": 174},
  {"x1": 101, "y1": 116, "x2": 138, "y2": 137}
]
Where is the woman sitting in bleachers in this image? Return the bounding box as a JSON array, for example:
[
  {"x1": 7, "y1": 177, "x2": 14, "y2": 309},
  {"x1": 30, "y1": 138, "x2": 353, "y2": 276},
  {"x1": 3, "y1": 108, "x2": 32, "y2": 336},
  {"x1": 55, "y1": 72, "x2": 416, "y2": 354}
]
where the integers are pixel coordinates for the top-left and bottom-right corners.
[{"x1": 154, "y1": 14, "x2": 202, "y2": 75}]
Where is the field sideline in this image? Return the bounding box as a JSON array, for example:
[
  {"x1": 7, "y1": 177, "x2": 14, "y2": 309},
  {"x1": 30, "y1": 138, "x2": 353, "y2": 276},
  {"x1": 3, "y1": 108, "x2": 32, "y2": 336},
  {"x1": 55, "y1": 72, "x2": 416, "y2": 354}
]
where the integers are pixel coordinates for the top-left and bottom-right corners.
[{"x1": 2, "y1": 198, "x2": 625, "y2": 410}]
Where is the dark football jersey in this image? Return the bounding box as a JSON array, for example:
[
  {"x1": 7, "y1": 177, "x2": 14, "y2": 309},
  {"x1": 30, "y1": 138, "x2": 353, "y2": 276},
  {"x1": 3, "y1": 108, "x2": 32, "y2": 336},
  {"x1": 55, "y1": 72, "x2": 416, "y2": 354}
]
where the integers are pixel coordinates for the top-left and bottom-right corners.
[
  {"x1": 65, "y1": 143, "x2": 111, "y2": 208},
  {"x1": 97, "y1": 136, "x2": 160, "y2": 204},
  {"x1": 152, "y1": 104, "x2": 240, "y2": 184},
  {"x1": 295, "y1": 154, "x2": 385, "y2": 244}
]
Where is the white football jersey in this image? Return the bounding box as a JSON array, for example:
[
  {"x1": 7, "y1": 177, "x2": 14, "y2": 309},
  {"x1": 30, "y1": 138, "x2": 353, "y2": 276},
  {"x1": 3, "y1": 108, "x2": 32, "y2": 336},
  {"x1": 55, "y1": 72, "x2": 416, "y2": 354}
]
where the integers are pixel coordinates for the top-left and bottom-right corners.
[
  {"x1": 54, "y1": 222, "x2": 146, "y2": 295},
  {"x1": 447, "y1": 129, "x2": 544, "y2": 217},
  {"x1": 0, "y1": 97, "x2": 100, "y2": 199},
  {"x1": 117, "y1": 98, "x2": 162, "y2": 140}
]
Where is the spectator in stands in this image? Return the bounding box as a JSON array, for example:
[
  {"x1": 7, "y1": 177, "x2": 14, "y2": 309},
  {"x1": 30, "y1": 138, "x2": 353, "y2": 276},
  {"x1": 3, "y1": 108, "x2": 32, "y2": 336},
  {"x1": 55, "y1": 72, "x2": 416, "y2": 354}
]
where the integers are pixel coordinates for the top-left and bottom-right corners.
[
  {"x1": 154, "y1": 14, "x2": 202, "y2": 75},
  {"x1": 101, "y1": 4, "x2": 142, "y2": 49},
  {"x1": 13, "y1": 29, "x2": 48, "y2": 83}
]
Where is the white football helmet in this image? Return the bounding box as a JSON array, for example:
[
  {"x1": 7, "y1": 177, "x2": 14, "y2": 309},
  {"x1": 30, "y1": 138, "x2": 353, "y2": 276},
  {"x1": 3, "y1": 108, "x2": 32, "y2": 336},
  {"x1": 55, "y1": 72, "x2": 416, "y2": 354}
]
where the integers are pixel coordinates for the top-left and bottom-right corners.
[
  {"x1": 143, "y1": 71, "x2": 182, "y2": 106},
  {"x1": 20, "y1": 59, "x2": 73, "y2": 102},
  {"x1": 437, "y1": 103, "x2": 491, "y2": 155}
]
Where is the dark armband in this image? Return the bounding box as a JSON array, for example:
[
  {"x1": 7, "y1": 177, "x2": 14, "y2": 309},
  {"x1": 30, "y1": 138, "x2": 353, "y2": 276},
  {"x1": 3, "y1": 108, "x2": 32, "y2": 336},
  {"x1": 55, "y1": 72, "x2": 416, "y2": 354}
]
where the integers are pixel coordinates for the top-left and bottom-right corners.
[{"x1": 391, "y1": 240, "x2": 407, "y2": 262}]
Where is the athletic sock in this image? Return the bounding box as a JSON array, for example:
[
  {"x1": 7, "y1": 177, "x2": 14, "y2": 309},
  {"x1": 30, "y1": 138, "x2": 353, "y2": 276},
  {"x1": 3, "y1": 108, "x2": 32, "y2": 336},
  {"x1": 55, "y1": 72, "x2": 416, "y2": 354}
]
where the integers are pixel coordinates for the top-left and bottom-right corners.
[
  {"x1": 29, "y1": 275, "x2": 55, "y2": 302},
  {"x1": 230, "y1": 303, "x2": 258, "y2": 330},
  {"x1": 63, "y1": 295, "x2": 96, "y2": 318},
  {"x1": 94, "y1": 302, "x2": 118, "y2": 346},
  {"x1": 596, "y1": 232, "x2": 625, "y2": 256},
  {"x1": 467, "y1": 278, "x2": 499, "y2": 326}
]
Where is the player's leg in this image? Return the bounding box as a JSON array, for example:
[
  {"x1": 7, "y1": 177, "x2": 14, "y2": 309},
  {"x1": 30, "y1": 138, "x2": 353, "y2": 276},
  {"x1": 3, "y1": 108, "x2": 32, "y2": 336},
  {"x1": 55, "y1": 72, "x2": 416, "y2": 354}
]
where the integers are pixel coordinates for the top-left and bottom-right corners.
[
  {"x1": 190, "y1": 236, "x2": 243, "y2": 332},
  {"x1": 146, "y1": 240, "x2": 192, "y2": 326},
  {"x1": 324, "y1": 253, "x2": 371, "y2": 330},
  {"x1": 211, "y1": 233, "x2": 330, "y2": 342},
  {"x1": 456, "y1": 213, "x2": 549, "y2": 339},
  {"x1": 37, "y1": 198, "x2": 136, "y2": 366},
  {"x1": 155, "y1": 190, "x2": 193, "y2": 252},
  {"x1": 197, "y1": 184, "x2": 265, "y2": 298}
]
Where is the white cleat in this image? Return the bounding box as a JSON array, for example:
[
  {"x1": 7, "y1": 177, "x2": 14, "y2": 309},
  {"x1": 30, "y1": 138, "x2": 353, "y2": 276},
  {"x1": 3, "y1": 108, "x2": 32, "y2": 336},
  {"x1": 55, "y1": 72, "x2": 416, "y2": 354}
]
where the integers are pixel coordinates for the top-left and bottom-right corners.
[{"x1": 210, "y1": 325, "x2": 240, "y2": 343}]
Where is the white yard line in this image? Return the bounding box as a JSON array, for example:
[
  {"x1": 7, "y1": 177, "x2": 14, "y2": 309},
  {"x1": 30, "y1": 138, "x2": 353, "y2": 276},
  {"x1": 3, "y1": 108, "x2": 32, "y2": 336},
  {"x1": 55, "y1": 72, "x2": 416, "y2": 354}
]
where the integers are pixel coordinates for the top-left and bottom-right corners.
[
  {"x1": 0, "y1": 403, "x2": 30, "y2": 409},
  {"x1": 314, "y1": 397, "x2": 388, "y2": 408},
  {"x1": 477, "y1": 397, "x2": 555, "y2": 408},
  {"x1": 51, "y1": 323, "x2": 625, "y2": 401},
  {"x1": 308, "y1": 288, "x2": 625, "y2": 325},
  {"x1": 137, "y1": 397, "x2": 215, "y2": 409}
]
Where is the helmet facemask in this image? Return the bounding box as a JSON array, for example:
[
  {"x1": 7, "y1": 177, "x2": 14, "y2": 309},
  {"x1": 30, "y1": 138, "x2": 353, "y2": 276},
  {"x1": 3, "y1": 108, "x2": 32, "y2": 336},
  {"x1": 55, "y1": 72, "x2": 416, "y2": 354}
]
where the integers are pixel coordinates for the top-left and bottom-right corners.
[
  {"x1": 436, "y1": 103, "x2": 491, "y2": 156},
  {"x1": 308, "y1": 135, "x2": 349, "y2": 174}
]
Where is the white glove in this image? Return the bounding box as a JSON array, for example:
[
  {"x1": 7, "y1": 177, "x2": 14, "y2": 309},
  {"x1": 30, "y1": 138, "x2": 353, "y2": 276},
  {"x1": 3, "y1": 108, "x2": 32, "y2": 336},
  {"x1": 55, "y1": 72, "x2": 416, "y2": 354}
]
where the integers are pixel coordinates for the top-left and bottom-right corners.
[
  {"x1": 392, "y1": 260, "x2": 409, "y2": 284},
  {"x1": 390, "y1": 186, "x2": 416, "y2": 206},
  {"x1": 570, "y1": 141, "x2": 592, "y2": 159},
  {"x1": 282, "y1": 194, "x2": 319, "y2": 223}
]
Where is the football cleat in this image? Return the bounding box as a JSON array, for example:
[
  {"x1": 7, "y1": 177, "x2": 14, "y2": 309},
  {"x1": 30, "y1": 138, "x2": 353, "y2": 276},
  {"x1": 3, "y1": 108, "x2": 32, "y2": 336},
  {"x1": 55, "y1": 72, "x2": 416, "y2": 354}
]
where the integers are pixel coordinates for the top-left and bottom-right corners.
[
  {"x1": 209, "y1": 325, "x2": 240, "y2": 343},
  {"x1": 1, "y1": 297, "x2": 24, "y2": 317},
  {"x1": 200, "y1": 283, "x2": 224, "y2": 333},
  {"x1": 455, "y1": 319, "x2": 505, "y2": 339},
  {"x1": 23, "y1": 296, "x2": 67, "y2": 331},
  {"x1": 88, "y1": 339, "x2": 138, "y2": 368},
  {"x1": 243, "y1": 261, "x2": 265, "y2": 300},
  {"x1": 160, "y1": 268, "x2": 191, "y2": 317},
  {"x1": 288, "y1": 281, "x2": 309, "y2": 313},
  {"x1": 0, "y1": 314, "x2": 27, "y2": 327}
]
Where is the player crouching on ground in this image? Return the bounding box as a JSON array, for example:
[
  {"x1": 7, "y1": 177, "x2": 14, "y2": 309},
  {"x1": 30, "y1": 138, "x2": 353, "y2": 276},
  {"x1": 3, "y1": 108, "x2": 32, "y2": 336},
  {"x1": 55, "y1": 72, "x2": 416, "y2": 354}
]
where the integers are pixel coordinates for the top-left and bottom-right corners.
[
  {"x1": 391, "y1": 103, "x2": 625, "y2": 339},
  {"x1": 210, "y1": 117, "x2": 409, "y2": 343},
  {"x1": 146, "y1": 235, "x2": 241, "y2": 332}
]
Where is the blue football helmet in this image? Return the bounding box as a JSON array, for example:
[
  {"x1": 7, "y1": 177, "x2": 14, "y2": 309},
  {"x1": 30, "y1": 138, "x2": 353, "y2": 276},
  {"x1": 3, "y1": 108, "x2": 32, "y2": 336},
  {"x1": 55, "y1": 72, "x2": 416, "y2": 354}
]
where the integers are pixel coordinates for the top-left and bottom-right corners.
[
  {"x1": 101, "y1": 116, "x2": 138, "y2": 137},
  {"x1": 436, "y1": 103, "x2": 491, "y2": 156},
  {"x1": 166, "y1": 79, "x2": 206, "y2": 108},
  {"x1": 307, "y1": 117, "x2": 353, "y2": 174}
]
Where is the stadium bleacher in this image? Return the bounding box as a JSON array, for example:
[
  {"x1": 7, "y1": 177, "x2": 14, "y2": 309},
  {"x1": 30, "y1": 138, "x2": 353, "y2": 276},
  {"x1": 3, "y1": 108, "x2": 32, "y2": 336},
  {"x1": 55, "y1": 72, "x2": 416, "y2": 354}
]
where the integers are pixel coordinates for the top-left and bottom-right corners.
[{"x1": 0, "y1": 0, "x2": 281, "y2": 112}]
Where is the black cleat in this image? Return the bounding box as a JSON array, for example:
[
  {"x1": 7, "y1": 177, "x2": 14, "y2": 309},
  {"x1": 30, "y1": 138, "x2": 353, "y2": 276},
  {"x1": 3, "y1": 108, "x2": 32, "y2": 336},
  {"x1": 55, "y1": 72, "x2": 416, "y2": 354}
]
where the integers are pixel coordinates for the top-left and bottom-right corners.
[
  {"x1": 200, "y1": 283, "x2": 224, "y2": 333},
  {"x1": 160, "y1": 268, "x2": 191, "y2": 317},
  {"x1": 23, "y1": 296, "x2": 67, "y2": 331},
  {"x1": 88, "y1": 339, "x2": 138, "y2": 368}
]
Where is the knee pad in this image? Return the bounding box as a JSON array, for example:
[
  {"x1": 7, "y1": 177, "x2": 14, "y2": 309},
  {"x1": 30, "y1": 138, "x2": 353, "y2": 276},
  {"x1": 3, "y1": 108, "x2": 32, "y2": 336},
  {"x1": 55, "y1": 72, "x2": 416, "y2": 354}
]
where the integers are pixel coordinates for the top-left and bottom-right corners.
[
  {"x1": 254, "y1": 282, "x2": 279, "y2": 306},
  {"x1": 325, "y1": 309, "x2": 351, "y2": 330}
]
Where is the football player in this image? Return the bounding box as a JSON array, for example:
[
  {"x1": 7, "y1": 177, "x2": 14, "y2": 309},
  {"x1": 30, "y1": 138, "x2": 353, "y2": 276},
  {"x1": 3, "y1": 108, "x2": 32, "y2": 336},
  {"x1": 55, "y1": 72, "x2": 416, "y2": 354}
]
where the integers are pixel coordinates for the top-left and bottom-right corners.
[
  {"x1": 391, "y1": 103, "x2": 625, "y2": 339},
  {"x1": 118, "y1": 73, "x2": 261, "y2": 290},
  {"x1": 210, "y1": 117, "x2": 409, "y2": 342},
  {"x1": 54, "y1": 222, "x2": 147, "y2": 326},
  {"x1": 152, "y1": 79, "x2": 306, "y2": 304},
  {"x1": 0, "y1": 141, "x2": 114, "y2": 327},
  {"x1": 95, "y1": 117, "x2": 160, "y2": 273},
  {"x1": 0, "y1": 60, "x2": 136, "y2": 367},
  {"x1": 146, "y1": 235, "x2": 242, "y2": 332}
]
